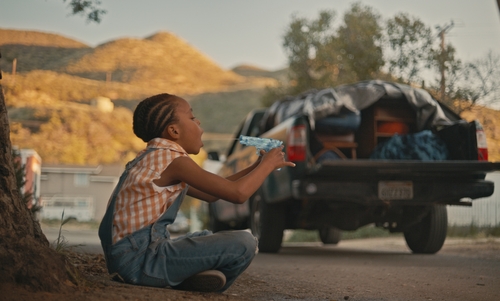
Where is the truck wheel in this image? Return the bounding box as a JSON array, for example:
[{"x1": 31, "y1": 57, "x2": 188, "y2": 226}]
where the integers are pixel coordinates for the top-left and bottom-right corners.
[
  {"x1": 319, "y1": 227, "x2": 342, "y2": 245},
  {"x1": 208, "y1": 205, "x2": 230, "y2": 233},
  {"x1": 404, "y1": 205, "x2": 447, "y2": 254},
  {"x1": 250, "y1": 191, "x2": 285, "y2": 253}
]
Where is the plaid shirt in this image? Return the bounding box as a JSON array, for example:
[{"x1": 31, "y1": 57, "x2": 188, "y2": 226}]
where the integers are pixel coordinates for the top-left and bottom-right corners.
[{"x1": 112, "y1": 138, "x2": 188, "y2": 243}]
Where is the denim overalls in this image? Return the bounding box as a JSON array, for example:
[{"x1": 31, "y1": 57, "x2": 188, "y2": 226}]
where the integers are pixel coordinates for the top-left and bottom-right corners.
[{"x1": 98, "y1": 148, "x2": 257, "y2": 292}]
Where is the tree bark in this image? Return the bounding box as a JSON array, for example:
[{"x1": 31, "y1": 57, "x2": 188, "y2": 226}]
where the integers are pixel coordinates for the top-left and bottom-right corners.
[{"x1": 0, "y1": 70, "x2": 69, "y2": 291}]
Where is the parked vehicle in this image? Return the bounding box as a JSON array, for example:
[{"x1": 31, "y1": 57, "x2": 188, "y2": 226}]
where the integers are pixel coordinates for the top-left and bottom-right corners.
[
  {"x1": 167, "y1": 211, "x2": 190, "y2": 233},
  {"x1": 208, "y1": 80, "x2": 500, "y2": 254}
]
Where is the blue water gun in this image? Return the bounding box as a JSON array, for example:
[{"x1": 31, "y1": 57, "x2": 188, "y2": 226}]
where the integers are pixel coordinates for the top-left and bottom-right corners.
[{"x1": 239, "y1": 135, "x2": 283, "y2": 155}]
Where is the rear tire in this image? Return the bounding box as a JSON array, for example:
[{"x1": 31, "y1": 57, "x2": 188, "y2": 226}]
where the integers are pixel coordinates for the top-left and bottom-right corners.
[
  {"x1": 250, "y1": 191, "x2": 285, "y2": 253},
  {"x1": 319, "y1": 226, "x2": 342, "y2": 245},
  {"x1": 404, "y1": 205, "x2": 447, "y2": 254}
]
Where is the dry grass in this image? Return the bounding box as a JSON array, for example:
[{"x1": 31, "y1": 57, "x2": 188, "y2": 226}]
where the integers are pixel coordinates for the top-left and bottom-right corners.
[{"x1": 0, "y1": 28, "x2": 89, "y2": 48}]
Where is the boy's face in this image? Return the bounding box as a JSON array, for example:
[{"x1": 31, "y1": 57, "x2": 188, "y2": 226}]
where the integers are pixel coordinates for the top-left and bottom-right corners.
[{"x1": 172, "y1": 98, "x2": 204, "y2": 154}]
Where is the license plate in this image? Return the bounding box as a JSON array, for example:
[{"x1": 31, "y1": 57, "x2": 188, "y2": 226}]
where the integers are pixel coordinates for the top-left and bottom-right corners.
[{"x1": 378, "y1": 181, "x2": 413, "y2": 200}]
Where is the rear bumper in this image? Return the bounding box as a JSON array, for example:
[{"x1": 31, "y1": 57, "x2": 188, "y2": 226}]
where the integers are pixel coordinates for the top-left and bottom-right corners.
[{"x1": 291, "y1": 179, "x2": 495, "y2": 206}]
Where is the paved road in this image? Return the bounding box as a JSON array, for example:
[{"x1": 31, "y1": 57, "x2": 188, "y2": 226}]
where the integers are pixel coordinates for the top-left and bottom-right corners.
[
  {"x1": 232, "y1": 238, "x2": 500, "y2": 301},
  {"x1": 42, "y1": 226, "x2": 500, "y2": 301}
]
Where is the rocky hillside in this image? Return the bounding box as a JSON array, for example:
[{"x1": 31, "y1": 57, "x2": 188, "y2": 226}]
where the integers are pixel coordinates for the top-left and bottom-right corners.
[
  {"x1": 0, "y1": 28, "x2": 277, "y2": 99},
  {"x1": 62, "y1": 32, "x2": 246, "y2": 95}
]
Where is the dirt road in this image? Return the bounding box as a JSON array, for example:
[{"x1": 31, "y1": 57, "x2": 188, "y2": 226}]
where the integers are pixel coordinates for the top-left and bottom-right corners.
[{"x1": 37, "y1": 226, "x2": 500, "y2": 301}]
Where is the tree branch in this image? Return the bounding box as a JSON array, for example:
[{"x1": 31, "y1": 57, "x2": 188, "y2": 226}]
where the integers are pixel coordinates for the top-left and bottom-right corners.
[{"x1": 64, "y1": 0, "x2": 106, "y2": 23}]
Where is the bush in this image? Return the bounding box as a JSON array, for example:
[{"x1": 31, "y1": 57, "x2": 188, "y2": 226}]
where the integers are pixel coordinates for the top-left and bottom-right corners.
[{"x1": 447, "y1": 223, "x2": 500, "y2": 238}]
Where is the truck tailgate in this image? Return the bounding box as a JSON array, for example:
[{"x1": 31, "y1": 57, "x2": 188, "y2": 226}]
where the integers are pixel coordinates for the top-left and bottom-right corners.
[
  {"x1": 287, "y1": 160, "x2": 500, "y2": 206},
  {"x1": 311, "y1": 160, "x2": 500, "y2": 180}
]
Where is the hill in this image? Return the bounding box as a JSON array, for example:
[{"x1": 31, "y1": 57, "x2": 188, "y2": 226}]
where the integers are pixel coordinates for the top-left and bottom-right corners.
[
  {"x1": 0, "y1": 29, "x2": 92, "y2": 72},
  {"x1": 0, "y1": 28, "x2": 89, "y2": 48},
  {"x1": 62, "y1": 32, "x2": 247, "y2": 95},
  {"x1": 232, "y1": 64, "x2": 289, "y2": 82},
  {"x1": 0, "y1": 28, "x2": 278, "y2": 97},
  {"x1": 3, "y1": 28, "x2": 499, "y2": 164}
]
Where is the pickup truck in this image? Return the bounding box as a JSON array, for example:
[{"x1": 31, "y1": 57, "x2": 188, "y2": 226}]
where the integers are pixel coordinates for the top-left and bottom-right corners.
[{"x1": 207, "y1": 80, "x2": 500, "y2": 254}]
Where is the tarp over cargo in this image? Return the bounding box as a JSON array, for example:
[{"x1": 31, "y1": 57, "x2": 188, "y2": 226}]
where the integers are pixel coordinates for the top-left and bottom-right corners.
[{"x1": 260, "y1": 80, "x2": 459, "y2": 133}]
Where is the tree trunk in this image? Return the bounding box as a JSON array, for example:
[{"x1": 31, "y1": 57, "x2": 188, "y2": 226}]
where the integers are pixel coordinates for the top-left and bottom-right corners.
[{"x1": 0, "y1": 77, "x2": 69, "y2": 291}]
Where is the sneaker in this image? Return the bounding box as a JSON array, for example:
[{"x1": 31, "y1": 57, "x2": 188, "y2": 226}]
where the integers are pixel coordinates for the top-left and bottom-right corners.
[{"x1": 176, "y1": 270, "x2": 226, "y2": 292}]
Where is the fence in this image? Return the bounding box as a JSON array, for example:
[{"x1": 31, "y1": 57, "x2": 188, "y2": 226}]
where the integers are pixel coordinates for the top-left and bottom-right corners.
[
  {"x1": 40, "y1": 195, "x2": 95, "y2": 222},
  {"x1": 447, "y1": 171, "x2": 500, "y2": 226}
]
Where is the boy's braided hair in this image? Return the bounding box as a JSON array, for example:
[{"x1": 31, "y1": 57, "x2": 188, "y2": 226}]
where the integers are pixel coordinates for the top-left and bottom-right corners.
[{"x1": 133, "y1": 93, "x2": 180, "y2": 142}]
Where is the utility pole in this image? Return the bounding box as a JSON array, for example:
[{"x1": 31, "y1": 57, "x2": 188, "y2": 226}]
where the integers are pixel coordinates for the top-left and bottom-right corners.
[{"x1": 435, "y1": 21, "x2": 454, "y2": 103}]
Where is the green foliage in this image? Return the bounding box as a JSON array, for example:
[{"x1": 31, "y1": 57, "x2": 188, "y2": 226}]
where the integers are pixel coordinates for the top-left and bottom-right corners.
[
  {"x1": 447, "y1": 223, "x2": 500, "y2": 238},
  {"x1": 54, "y1": 210, "x2": 71, "y2": 253},
  {"x1": 265, "y1": 2, "x2": 385, "y2": 104},
  {"x1": 64, "y1": 0, "x2": 106, "y2": 23},
  {"x1": 283, "y1": 9, "x2": 337, "y2": 94},
  {"x1": 386, "y1": 13, "x2": 433, "y2": 84},
  {"x1": 260, "y1": 82, "x2": 292, "y2": 108},
  {"x1": 285, "y1": 226, "x2": 400, "y2": 243},
  {"x1": 285, "y1": 230, "x2": 320, "y2": 242},
  {"x1": 266, "y1": 2, "x2": 500, "y2": 112},
  {"x1": 341, "y1": 226, "x2": 400, "y2": 240},
  {"x1": 287, "y1": 223, "x2": 500, "y2": 243},
  {"x1": 335, "y1": 3, "x2": 384, "y2": 82},
  {"x1": 52, "y1": 211, "x2": 85, "y2": 253}
]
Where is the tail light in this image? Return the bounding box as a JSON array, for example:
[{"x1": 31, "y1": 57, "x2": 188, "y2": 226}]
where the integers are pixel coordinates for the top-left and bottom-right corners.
[
  {"x1": 475, "y1": 121, "x2": 488, "y2": 161},
  {"x1": 287, "y1": 125, "x2": 307, "y2": 162}
]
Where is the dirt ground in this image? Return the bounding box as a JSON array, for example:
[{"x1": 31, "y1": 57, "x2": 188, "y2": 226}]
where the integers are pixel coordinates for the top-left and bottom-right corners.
[
  {"x1": 2, "y1": 249, "x2": 263, "y2": 301},
  {"x1": 0, "y1": 238, "x2": 500, "y2": 301}
]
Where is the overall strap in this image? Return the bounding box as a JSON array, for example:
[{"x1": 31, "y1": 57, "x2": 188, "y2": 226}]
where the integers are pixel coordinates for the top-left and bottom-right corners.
[
  {"x1": 98, "y1": 147, "x2": 158, "y2": 251},
  {"x1": 150, "y1": 186, "x2": 189, "y2": 242}
]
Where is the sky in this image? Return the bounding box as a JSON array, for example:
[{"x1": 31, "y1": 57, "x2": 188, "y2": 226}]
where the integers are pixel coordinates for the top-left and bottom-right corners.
[{"x1": 1, "y1": 0, "x2": 500, "y2": 71}]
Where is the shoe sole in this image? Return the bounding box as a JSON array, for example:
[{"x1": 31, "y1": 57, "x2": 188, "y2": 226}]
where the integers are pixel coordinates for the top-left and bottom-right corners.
[{"x1": 176, "y1": 270, "x2": 226, "y2": 292}]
